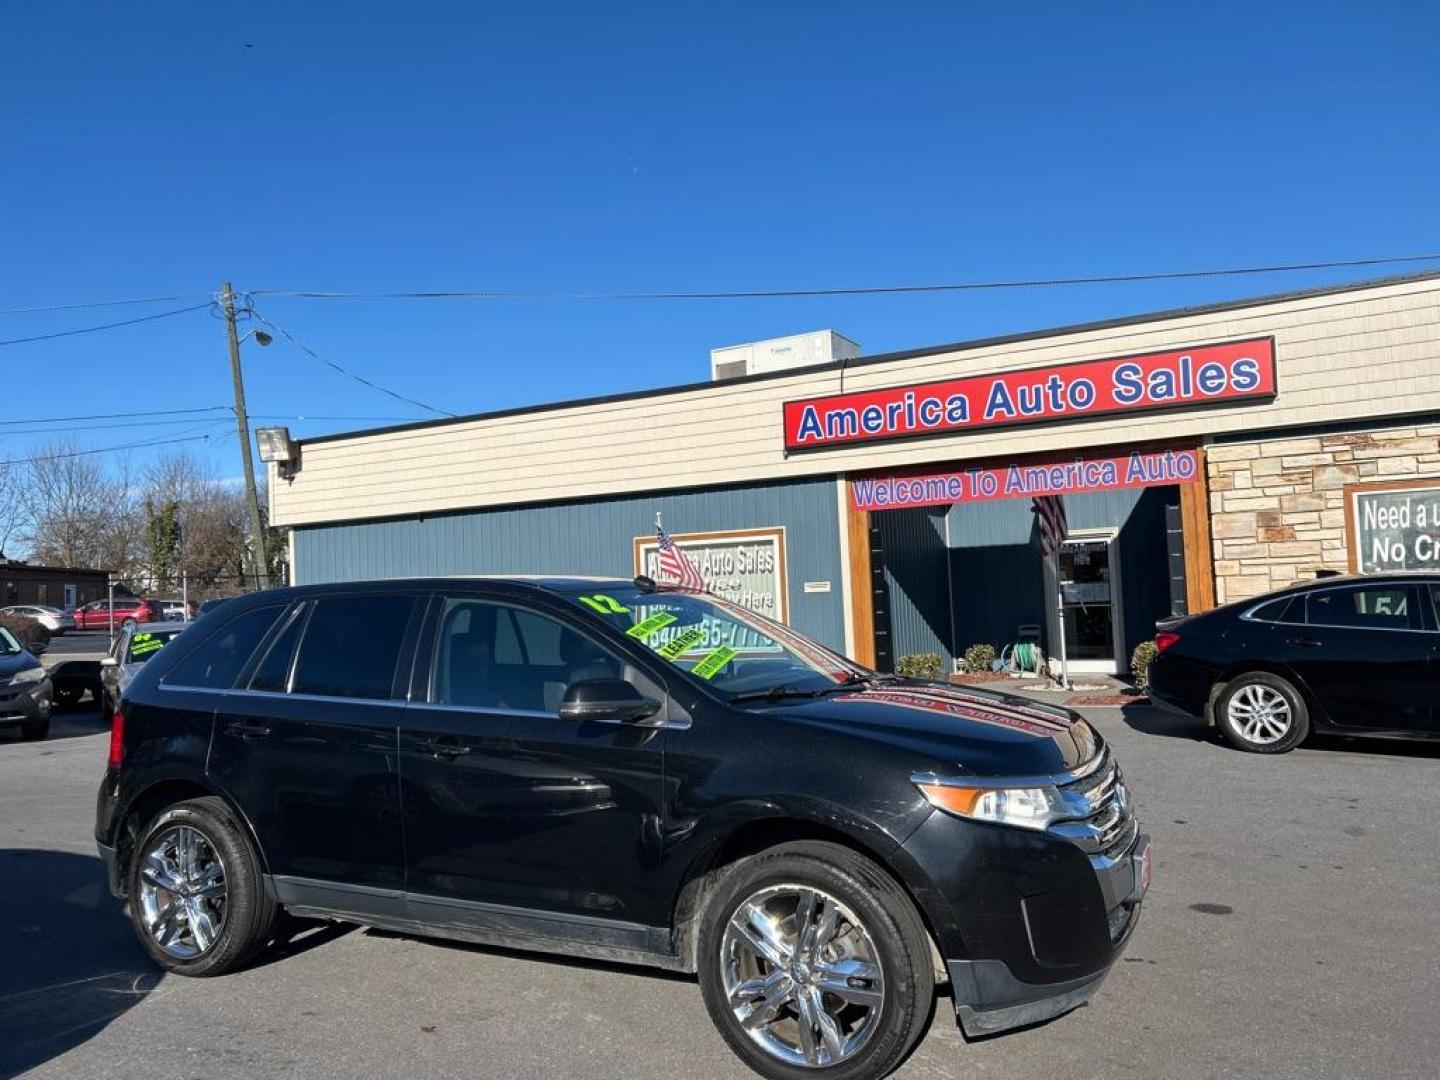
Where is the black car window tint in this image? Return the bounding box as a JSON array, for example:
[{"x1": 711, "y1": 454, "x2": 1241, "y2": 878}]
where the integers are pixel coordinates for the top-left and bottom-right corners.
[
  {"x1": 248, "y1": 607, "x2": 307, "y2": 693},
  {"x1": 291, "y1": 595, "x2": 414, "y2": 700},
  {"x1": 431, "y1": 599, "x2": 623, "y2": 712},
  {"x1": 1429, "y1": 584, "x2": 1440, "y2": 630},
  {"x1": 493, "y1": 607, "x2": 525, "y2": 666},
  {"x1": 1248, "y1": 596, "x2": 1298, "y2": 623},
  {"x1": 163, "y1": 605, "x2": 285, "y2": 689},
  {"x1": 1306, "y1": 586, "x2": 1411, "y2": 630}
]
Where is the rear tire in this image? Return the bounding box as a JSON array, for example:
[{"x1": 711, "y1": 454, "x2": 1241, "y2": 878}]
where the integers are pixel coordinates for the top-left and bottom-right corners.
[
  {"x1": 697, "y1": 841, "x2": 934, "y2": 1080},
  {"x1": 1216, "y1": 672, "x2": 1309, "y2": 753},
  {"x1": 127, "y1": 797, "x2": 277, "y2": 976}
]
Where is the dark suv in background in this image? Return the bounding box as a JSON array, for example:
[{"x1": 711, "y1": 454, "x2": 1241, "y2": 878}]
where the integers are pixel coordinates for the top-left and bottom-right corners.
[{"x1": 96, "y1": 577, "x2": 1148, "y2": 1079}]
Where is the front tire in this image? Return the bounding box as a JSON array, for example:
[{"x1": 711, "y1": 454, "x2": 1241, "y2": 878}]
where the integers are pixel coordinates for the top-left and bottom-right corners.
[
  {"x1": 697, "y1": 841, "x2": 934, "y2": 1080},
  {"x1": 20, "y1": 719, "x2": 50, "y2": 741},
  {"x1": 127, "y1": 797, "x2": 277, "y2": 976},
  {"x1": 1216, "y1": 672, "x2": 1309, "y2": 753}
]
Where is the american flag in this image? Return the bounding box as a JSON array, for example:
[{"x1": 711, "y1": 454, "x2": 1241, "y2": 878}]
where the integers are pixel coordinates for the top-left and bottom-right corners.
[
  {"x1": 1032, "y1": 494, "x2": 1068, "y2": 557},
  {"x1": 656, "y1": 524, "x2": 707, "y2": 591}
]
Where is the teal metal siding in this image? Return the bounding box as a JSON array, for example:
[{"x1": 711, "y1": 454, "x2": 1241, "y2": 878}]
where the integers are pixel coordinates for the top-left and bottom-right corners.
[
  {"x1": 292, "y1": 478, "x2": 847, "y2": 652},
  {"x1": 944, "y1": 487, "x2": 1176, "y2": 659},
  {"x1": 874, "y1": 508, "x2": 952, "y2": 669}
]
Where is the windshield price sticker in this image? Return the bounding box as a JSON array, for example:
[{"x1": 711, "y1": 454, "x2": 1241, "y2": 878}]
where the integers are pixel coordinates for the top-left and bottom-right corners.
[
  {"x1": 579, "y1": 594, "x2": 630, "y2": 615},
  {"x1": 657, "y1": 627, "x2": 706, "y2": 660},
  {"x1": 129, "y1": 633, "x2": 165, "y2": 658},
  {"x1": 626, "y1": 611, "x2": 677, "y2": 640},
  {"x1": 691, "y1": 646, "x2": 738, "y2": 680}
]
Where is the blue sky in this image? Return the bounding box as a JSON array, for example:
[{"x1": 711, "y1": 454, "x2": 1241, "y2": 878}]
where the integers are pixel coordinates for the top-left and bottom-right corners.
[{"x1": 3, "y1": 1, "x2": 1438, "y2": 479}]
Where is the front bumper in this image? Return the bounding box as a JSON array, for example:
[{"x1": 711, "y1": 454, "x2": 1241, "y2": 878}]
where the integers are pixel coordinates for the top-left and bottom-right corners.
[
  {"x1": 948, "y1": 832, "x2": 1149, "y2": 1036},
  {"x1": 0, "y1": 676, "x2": 53, "y2": 727},
  {"x1": 899, "y1": 795, "x2": 1151, "y2": 1038}
]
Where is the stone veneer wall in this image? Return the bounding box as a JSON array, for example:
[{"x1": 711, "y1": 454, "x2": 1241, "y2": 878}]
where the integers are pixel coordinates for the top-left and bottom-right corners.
[{"x1": 1206, "y1": 421, "x2": 1440, "y2": 604}]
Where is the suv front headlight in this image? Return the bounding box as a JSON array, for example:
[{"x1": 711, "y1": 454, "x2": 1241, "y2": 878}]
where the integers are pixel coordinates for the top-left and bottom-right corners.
[
  {"x1": 10, "y1": 666, "x2": 48, "y2": 687},
  {"x1": 914, "y1": 777, "x2": 1072, "y2": 831}
]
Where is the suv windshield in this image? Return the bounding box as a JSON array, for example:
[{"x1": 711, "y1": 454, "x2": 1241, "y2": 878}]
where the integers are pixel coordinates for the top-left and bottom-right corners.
[
  {"x1": 568, "y1": 587, "x2": 868, "y2": 698},
  {"x1": 0, "y1": 627, "x2": 22, "y2": 656}
]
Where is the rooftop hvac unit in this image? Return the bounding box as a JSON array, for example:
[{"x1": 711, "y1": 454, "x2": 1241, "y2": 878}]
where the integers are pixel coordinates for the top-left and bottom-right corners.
[{"x1": 710, "y1": 330, "x2": 860, "y2": 381}]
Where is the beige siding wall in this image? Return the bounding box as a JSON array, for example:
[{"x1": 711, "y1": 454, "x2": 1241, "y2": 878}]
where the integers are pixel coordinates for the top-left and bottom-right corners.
[
  {"x1": 1207, "y1": 421, "x2": 1440, "y2": 604},
  {"x1": 272, "y1": 277, "x2": 1440, "y2": 527}
]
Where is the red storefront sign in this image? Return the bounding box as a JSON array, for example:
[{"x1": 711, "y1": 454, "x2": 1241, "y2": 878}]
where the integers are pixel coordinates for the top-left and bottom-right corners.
[
  {"x1": 783, "y1": 337, "x2": 1276, "y2": 451},
  {"x1": 851, "y1": 448, "x2": 1199, "y2": 512}
]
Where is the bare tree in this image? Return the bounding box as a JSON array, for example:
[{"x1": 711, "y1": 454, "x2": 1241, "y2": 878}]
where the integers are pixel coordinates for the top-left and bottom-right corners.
[
  {"x1": 21, "y1": 440, "x2": 113, "y2": 569},
  {"x1": 0, "y1": 459, "x2": 27, "y2": 559}
]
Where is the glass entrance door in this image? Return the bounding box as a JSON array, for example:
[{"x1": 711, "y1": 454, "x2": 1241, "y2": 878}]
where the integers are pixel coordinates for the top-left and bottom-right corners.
[{"x1": 1049, "y1": 534, "x2": 1124, "y2": 674}]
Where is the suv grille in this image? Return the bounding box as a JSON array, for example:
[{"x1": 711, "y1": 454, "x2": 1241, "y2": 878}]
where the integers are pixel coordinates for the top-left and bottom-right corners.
[{"x1": 1048, "y1": 752, "x2": 1138, "y2": 863}]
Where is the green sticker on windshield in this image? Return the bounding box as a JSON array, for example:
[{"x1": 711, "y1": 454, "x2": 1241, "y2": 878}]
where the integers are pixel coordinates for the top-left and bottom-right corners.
[
  {"x1": 657, "y1": 627, "x2": 705, "y2": 660},
  {"x1": 579, "y1": 594, "x2": 630, "y2": 615},
  {"x1": 129, "y1": 633, "x2": 165, "y2": 658},
  {"x1": 691, "y1": 646, "x2": 737, "y2": 680},
  {"x1": 626, "y1": 611, "x2": 677, "y2": 640}
]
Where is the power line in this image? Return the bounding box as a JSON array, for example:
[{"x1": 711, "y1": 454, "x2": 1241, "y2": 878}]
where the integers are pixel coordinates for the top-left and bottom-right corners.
[
  {"x1": 0, "y1": 431, "x2": 219, "y2": 467},
  {"x1": 0, "y1": 415, "x2": 248, "y2": 437},
  {"x1": 0, "y1": 294, "x2": 210, "y2": 316},
  {"x1": 0, "y1": 405, "x2": 230, "y2": 427},
  {"x1": 0, "y1": 303, "x2": 211, "y2": 347},
  {"x1": 246, "y1": 307, "x2": 456, "y2": 418},
  {"x1": 251, "y1": 252, "x2": 1440, "y2": 303}
]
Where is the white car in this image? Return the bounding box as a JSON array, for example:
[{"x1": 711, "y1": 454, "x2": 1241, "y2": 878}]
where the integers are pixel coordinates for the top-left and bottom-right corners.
[{"x1": 1, "y1": 605, "x2": 74, "y2": 635}]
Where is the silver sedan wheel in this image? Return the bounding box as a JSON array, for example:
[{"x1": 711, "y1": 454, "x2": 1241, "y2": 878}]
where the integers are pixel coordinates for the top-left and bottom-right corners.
[
  {"x1": 136, "y1": 825, "x2": 228, "y2": 959},
  {"x1": 1227, "y1": 683, "x2": 1293, "y2": 745},
  {"x1": 721, "y1": 884, "x2": 885, "y2": 1069}
]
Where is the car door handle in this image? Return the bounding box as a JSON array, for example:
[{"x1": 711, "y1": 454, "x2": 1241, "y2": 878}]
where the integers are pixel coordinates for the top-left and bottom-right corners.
[
  {"x1": 1284, "y1": 637, "x2": 1323, "y2": 649},
  {"x1": 421, "y1": 740, "x2": 473, "y2": 758},
  {"x1": 225, "y1": 720, "x2": 273, "y2": 738}
]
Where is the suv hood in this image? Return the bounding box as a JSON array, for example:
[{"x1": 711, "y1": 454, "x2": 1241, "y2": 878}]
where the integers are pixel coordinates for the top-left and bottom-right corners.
[{"x1": 761, "y1": 681, "x2": 1100, "y2": 778}]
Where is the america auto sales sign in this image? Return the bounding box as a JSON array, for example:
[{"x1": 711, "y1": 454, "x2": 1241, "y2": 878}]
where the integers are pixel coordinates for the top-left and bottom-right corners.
[{"x1": 782, "y1": 337, "x2": 1277, "y2": 451}]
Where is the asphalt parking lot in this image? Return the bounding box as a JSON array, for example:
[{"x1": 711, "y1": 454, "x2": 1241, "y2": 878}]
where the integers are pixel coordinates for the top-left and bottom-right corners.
[{"x1": 2, "y1": 667, "x2": 1437, "y2": 1079}]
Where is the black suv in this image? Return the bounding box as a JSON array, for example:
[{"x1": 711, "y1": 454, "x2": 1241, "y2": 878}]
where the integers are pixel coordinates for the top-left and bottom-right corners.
[{"x1": 96, "y1": 577, "x2": 1148, "y2": 1079}]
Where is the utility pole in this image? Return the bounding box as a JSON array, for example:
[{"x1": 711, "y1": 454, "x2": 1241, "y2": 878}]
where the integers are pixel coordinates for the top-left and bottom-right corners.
[{"x1": 222, "y1": 282, "x2": 271, "y2": 591}]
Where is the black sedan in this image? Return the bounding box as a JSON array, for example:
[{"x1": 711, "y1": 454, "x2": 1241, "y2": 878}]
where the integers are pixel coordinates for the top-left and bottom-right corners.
[{"x1": 1149, "y1": 572, "x2": 1440, "y2": 753}]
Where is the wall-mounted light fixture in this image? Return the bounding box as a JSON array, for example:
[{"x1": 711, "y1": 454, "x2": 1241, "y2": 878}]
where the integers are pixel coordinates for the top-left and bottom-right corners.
[{"x1": 256, "y1": 426, "x2": 301, "y2": 481}]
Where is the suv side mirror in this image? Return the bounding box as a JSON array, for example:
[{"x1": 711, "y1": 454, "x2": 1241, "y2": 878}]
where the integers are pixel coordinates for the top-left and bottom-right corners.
[
  {"x1": 558, "y1": 678, "x2": 661, "y2": 724},
  {"x1": 27, "y1": 641, "x2": 47, "y2": 657}
]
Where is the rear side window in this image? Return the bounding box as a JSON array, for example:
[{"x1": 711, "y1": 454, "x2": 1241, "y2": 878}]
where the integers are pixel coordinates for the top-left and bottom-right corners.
[
  {"x1": 163, "y1": 605, "x2": 285, "y2": 689},
  {"x1": 1305, "y1": 585, "x2": 1413, "y2": 630},
  {"x1": 1246, "y1": 596, "x2": 1299, "y2": 623},
  {"x1": 248, "y1": 607, "x2": 307, "y2": 693},
  {"x1": 291, "y1": 595, "x2": 415, "y2": 700}
]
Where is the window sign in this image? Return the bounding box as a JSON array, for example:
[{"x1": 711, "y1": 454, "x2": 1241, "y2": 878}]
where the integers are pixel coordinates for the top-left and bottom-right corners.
[
  {"x1": 1346, "y1": 481, "x2": 1440, "y2": 573},
  {"x1": 632, "y1": 527, "x2": 788, "y2": 622},
  {"x1": 632, "y1": 527, "x2": 788, "y2": 655}
]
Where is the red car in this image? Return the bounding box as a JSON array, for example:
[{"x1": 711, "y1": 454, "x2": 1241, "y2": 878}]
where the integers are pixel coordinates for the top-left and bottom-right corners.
[{"x1": 71, "y1": 598, "x2": 163, "y2": 631}]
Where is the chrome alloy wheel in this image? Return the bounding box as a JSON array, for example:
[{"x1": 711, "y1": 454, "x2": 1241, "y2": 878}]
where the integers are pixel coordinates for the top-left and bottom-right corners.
[
  {"x1": 1227, "y1": 683, "x2": 1293, "y2": 745},
  {"x1": 136, "y1": 825, "x2": 228, "y2": 959},
  {"x1": 721, "y1": 884, "x2": 885, "y2": 1069}
]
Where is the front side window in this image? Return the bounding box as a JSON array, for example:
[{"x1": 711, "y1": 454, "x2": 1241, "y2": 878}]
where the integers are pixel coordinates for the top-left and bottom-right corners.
[
  {"x1": 431, "y1": 599, "x2": 625, "y2": 712},
  {"x1": 0, "y1": 627, "x2": 22, "y2": 657},
  {"x1": 163, "y1": 605, "x2": 285, "y2": 689},
  {"x1": 1305, "y1": 586, "x2": 1413, "y2": 630},
  {"x1": 567, "y1": 587, "x2": 860, "y2": 698},
  {"x1": 290, "y1": 595, "x2": 415, "y2": 700}
]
